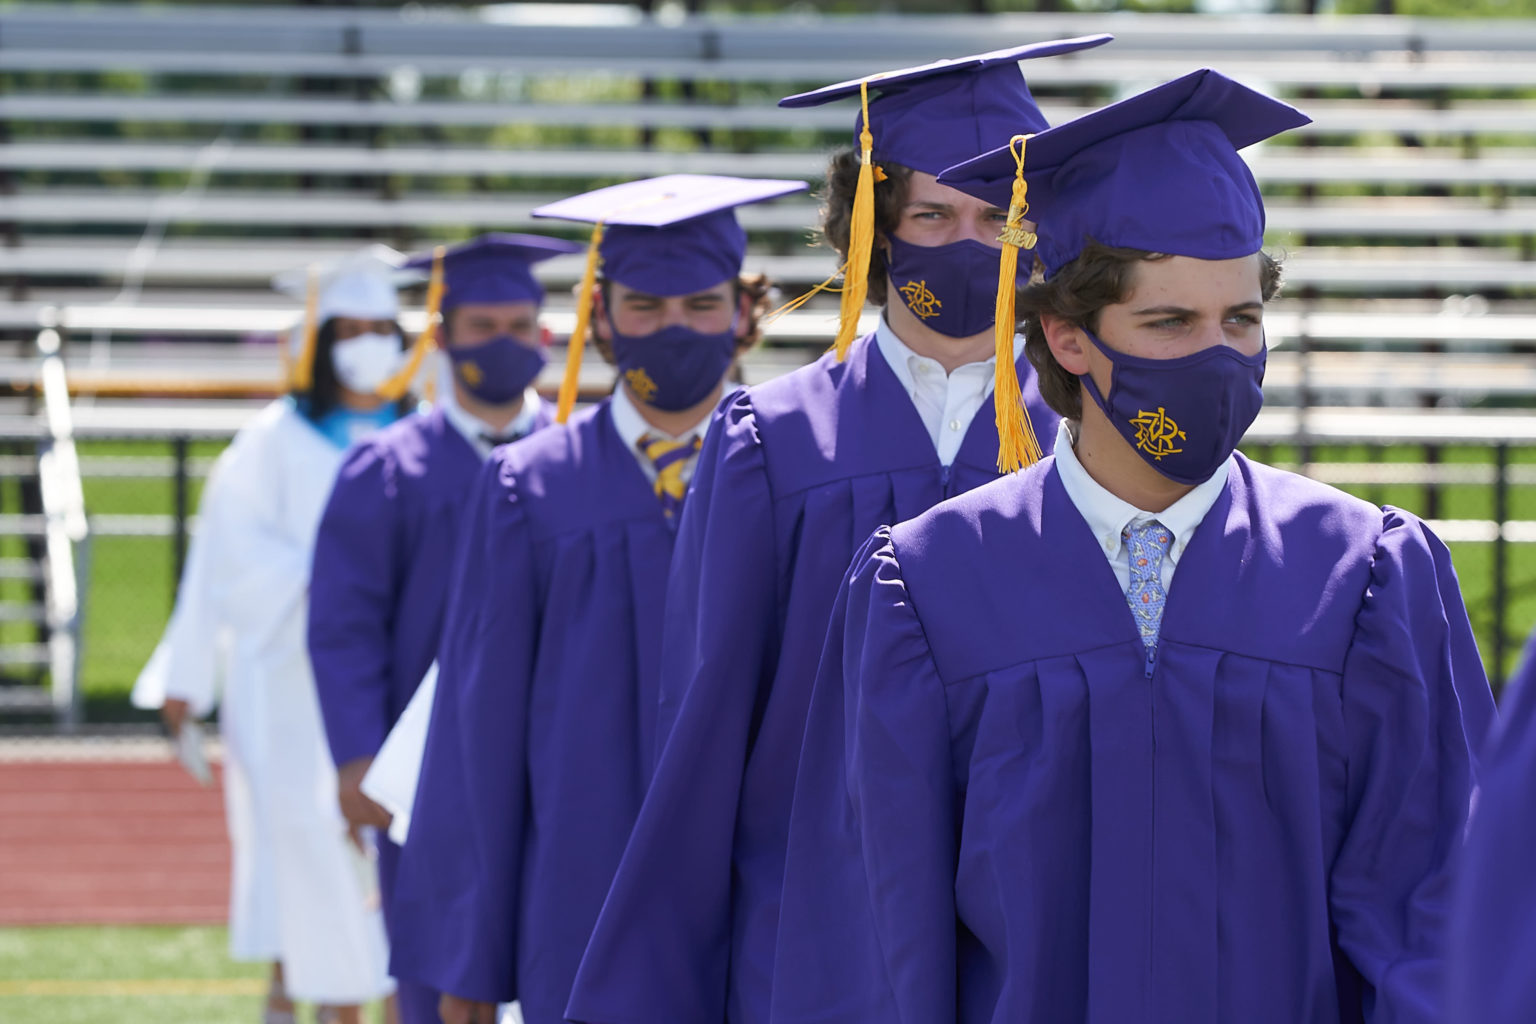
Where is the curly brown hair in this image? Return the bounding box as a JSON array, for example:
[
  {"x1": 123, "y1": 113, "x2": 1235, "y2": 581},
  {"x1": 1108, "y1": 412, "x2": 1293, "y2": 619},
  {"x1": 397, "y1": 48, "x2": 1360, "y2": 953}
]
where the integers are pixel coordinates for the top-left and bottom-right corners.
[
  {"x1": 586, "y1": 272, "x2": 775, "y2": 364},
  {"x1": 1021, "y1": 242, "x2": 1284, "y2": 421},
  {"x1": 819, "y1": 148, "x2": 914, "y2": 308}
]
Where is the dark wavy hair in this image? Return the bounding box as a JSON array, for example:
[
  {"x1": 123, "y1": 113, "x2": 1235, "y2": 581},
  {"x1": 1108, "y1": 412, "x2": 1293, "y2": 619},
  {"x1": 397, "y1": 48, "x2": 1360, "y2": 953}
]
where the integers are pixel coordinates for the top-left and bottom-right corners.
[
  {"x1": 818, "y1": 148, "x2": 914, "y2": 308},
  {"x1": 1020, "y1": 242, "x2": 1284, "y2": 421}
]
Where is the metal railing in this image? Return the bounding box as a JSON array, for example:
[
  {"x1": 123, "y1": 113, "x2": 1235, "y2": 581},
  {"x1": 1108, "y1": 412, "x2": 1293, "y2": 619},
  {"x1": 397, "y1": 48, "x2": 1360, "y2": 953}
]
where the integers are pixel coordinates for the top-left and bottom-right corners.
[{"x1": 32, "y1": 324, "x2": 89, "y2": 725}]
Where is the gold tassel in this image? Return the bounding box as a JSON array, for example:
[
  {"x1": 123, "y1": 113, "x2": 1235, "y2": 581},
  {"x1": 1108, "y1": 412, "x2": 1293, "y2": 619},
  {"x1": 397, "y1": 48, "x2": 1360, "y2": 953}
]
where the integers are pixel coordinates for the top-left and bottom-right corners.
[
  {"x1": 289, "y1": 265, "x2": 320, "y2": 392},
  {"x1": 831, "y1": 81, "x2": 878, "y2": 362},
  {"x1": 993, "y1": 134, "x2": 1043, "y2": 475},
  {"x1": 376, "y1": 245, "x2": 446, "y2": 403},
  {"x1": 557, "y1": 221, "x2": 605, "y2": 424}
]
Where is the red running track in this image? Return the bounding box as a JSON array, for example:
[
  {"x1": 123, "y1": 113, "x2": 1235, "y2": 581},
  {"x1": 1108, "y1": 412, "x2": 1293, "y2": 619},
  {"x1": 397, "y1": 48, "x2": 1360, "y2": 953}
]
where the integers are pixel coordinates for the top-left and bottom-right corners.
[{"x1": 0, "y1": 745, "x2": 229, "y2": 926}]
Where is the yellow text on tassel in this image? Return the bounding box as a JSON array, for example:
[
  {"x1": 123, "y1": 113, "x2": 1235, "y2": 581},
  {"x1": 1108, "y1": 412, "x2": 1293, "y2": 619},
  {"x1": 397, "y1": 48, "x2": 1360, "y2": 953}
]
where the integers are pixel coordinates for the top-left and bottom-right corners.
[
  {"x1": 557, "y1": 221, "x2": 605, "y2": 424},
  {"x1": 376, "y1": 245, "x2": 446, "y2": 403},
  {"x1": 993, "y1": 134, "x2": 1043, "y2": 475},
  {"x1": 289, "y1": 265, "x2": 320, "y2": 392}
]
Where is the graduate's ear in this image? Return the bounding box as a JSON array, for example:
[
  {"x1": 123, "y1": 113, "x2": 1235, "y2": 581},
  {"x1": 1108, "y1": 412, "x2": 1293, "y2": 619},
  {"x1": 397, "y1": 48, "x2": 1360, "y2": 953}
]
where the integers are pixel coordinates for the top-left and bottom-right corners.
[
  {"x1": 734, "y1": 287, "x2": 754, "y2": 340},
  {"x1": 1041, "y1": 314, "x2": 1090, "y2": 377}
]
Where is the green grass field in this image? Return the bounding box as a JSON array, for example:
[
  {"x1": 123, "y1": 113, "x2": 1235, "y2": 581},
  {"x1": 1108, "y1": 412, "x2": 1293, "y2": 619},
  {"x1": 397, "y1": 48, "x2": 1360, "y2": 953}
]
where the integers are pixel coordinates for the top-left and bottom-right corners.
[
  {"x1": 9, "y1": 435, "x2": 1536, "y2": 717},
  {"x1": 85, "y1": 438, "x2": 1536, "y2": 698},
  {"x1": 0, "y1": 926, "x2": 389, "y2": 1024}
]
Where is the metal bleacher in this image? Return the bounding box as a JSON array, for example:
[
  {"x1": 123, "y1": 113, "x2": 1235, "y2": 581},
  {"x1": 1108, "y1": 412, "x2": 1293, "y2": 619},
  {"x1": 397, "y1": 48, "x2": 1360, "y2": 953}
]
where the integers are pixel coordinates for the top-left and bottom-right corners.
[
  {"x1": 4, "y1": 3, "x2": 1536, "y2": 703},
  {"x1": 2, "y1": 3, "x2": 1536, "y2": 405}
]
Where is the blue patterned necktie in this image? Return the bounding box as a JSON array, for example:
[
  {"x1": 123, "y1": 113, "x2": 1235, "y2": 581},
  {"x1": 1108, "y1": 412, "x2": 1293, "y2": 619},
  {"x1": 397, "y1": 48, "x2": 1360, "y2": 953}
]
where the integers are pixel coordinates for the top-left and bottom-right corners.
[
  {"x1": 637, "y1": 432, "x2": 702, "y2": 521},
  {"x1": 1124, "y1": 519, "x2": 1171, "y2": 653}
]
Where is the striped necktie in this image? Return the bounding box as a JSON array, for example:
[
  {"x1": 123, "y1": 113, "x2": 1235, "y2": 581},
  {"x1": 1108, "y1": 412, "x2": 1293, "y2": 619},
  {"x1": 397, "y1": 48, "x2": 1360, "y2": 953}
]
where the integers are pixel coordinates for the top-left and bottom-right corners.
[{"x1": 637, "y1": 432, "x2": 702, "y2": 520}]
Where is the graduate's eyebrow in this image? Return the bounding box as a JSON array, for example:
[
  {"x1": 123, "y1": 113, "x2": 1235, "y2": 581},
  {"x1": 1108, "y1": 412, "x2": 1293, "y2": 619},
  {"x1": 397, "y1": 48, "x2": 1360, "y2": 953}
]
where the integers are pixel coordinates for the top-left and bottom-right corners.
[
  {"x1": 903, "y1": 200, "x2": 955, "y2": 213},
  {"x1": 1131, "y1": 301, "x2": 1264, "y2": 318},
  {"x1": 1131, "y1": 304, "x2": 1197, "y2": 318}
]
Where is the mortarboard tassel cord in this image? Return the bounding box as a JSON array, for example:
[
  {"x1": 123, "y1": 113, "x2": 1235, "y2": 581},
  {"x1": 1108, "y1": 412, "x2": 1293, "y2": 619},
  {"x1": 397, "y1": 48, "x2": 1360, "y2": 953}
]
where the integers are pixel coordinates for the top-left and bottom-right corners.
[
  {"x1": 993, "y1": 133, "x2": 1044, "y2": 475},
  {"x1": 376, "y1": 245, "x2": 446, "y2": 403},
  {"x1": 763, "y1": 81, "x2": 886, "y2": 356},
  {"x1": 832, "y1": 80, "x2": 878, "y2": 362},
  {"x1": 288, "y1": 264, "x2": 320, "y2": 393},
  {"x1": 557, "y1": 221, "x2": 605, "y2": 424}
]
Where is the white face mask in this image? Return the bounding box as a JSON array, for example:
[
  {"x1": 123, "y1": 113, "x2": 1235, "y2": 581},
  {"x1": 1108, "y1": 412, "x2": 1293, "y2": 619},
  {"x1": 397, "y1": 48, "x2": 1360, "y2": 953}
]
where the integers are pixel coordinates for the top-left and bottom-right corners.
[{"x1": 331, "y1": 332, "x2": 404, "y2": 394}]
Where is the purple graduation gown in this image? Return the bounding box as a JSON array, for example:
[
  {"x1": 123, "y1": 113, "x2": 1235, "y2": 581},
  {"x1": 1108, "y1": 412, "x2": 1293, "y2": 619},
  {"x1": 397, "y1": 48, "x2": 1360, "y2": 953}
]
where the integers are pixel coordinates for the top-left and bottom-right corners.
[
  {"x1": 388, "y1": 399, "x2": 675, "y2": 1023},
  {"x1": 308, "y1": 403, "x2": 552, "y2": 1022},
  {"x1": 566, "y1": 333, "x2": 1059, "y2": 1024},
  {"x1": 770, "y1": 453, "x2": 1494, "y2": 1024},
  {"x1": 311, "y1": 406, "x2": 486, "y2": 770},
  {"x1": 1447, "y1": 631, "x2": 1536, "y2": 1022}
]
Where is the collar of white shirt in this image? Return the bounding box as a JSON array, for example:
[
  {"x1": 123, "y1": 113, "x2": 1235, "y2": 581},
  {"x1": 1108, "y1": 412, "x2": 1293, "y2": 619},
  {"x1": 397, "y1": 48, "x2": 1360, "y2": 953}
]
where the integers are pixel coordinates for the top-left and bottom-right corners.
[
  {"x1": 874, "y1": 315, "x2": 1024, "y2": 467},
  {"x1": 609, "y1": 384, "x2": 719, "y2": 485},
  {"x1": 1051, "y1": 418, "x2": 1231, "y2": 569},
  {"x1": 440, "y1": 386, "x2": 544, "y2": 460},
  {"x1": 874, "y1": 314, "x2": 1021, "y2": 401}
]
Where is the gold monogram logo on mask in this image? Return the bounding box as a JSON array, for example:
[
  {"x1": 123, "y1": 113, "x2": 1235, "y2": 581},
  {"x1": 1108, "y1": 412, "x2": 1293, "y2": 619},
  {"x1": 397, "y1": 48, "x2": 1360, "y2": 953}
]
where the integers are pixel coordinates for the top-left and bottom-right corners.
[
  {"x1": 625, "y1": 367, "x2": 659, "y2": 403},
  {"x1": 457, "y1": 361, "x2": 483, "y2": 387},
  {"x1": 898, "y1": 280, "x2": 942, "y2": 320},
  {"x1": 1130, "y1": 407, "x2": 1186, "y2": 460}
]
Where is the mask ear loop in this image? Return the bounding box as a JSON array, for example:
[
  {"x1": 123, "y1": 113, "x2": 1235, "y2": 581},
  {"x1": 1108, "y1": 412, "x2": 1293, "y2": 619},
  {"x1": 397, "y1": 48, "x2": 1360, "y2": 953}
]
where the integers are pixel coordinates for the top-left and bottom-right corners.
[{"x1": 992, "y1": 133, "x2": 1044, "y2": 475}]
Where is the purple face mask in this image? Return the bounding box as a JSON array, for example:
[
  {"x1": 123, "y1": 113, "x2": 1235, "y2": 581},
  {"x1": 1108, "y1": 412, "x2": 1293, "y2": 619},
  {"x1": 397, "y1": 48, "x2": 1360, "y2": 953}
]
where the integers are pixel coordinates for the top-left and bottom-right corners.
[
  {"x1": 885, "y1": 235, "x2": 1001, "y2": 339},
  {"x1": 447, "y1": 334, "x2": 547, "y2": 405},
  {"x1": 1079, "y1": 325, "x2": 1266, "y2": 486},
  {"x1": 610, "y1": 321, "x2": 736, "y2": 412}
]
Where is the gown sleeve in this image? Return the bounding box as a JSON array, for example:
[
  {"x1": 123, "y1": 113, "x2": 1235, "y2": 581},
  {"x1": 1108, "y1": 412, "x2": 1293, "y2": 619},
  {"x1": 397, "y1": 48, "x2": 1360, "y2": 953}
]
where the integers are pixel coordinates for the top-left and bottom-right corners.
[
  {"x1": 1329, "y1": 508, "x2": 1494, "y2": 1023},
  {"x1": 1446, "y1": 632, "x2": 1536, "y2": 1023},
  {"x1": 770, "y1": 527, "x2": 958, "y2": 1024},
  {"x1": 566, "y1": 390, "x2": 780, "y2": 1023},
  {"x1": 131, "y1": 447, "x2": 235, "y2": 717},
  {"x1": 308, "y1": 441, "x2": 403, "y2": 767},
  {"x1": 389, "y1": 454, "x2": 538, "y2": 1005}
]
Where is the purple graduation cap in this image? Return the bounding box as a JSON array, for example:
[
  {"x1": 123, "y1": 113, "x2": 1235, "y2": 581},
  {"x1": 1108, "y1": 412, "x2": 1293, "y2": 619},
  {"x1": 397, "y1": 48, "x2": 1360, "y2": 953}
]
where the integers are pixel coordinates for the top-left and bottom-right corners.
[
  {"x1": 531, "y1": 173, "x2": 807, "y2": 422},
  {"x1": 777, "y1": 36, "x2": 1110, "y2": 366},
  {"x1": 403, "y1": 232, "x2": 584, "y2": 310},
  {"x1": 531, "y1": 173, "x2": 807, "y2": 296},
  {"x1": 938, "y1": 68, "x2": 1312, "y2": 277},
  {"x1": 372, "y1": 233, "x2": 581, "y2": 401},
  {"x1": 935, "y1": 68, "x2": 1310, "y2": 472},
  {"x1": 778, "y1": 37, "x2": 1111, "y2": 176}
]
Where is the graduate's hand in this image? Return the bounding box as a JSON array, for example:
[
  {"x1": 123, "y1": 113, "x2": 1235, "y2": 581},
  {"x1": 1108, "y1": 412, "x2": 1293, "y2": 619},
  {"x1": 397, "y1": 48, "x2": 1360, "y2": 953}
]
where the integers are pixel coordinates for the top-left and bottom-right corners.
[
  {"x1": 336, "y1": 756, "x2": 392, "y2": 831},
  {"x1": 438, "y1": 993, "x2": 496, "y2": 1024},
  {"x1": 160, "y1": 698, "x2": 190, "y2": 738}
]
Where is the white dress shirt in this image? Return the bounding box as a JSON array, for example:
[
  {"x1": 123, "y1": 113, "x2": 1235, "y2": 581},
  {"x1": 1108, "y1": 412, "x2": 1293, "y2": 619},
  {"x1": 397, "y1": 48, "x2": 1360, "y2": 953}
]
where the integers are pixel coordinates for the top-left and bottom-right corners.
[
  {"x1": 875, "y1": 316, "x2": 1023, "y2": 468},
  {"x1": 441, "y1": 386, "x2": 545, "y2": 461},
  {"x1": 608, "y1": 384, "x2": 718, "y2": 486},
  {"x1": 1051, "y1": 419, "x2": 1231, "y2": 594}
]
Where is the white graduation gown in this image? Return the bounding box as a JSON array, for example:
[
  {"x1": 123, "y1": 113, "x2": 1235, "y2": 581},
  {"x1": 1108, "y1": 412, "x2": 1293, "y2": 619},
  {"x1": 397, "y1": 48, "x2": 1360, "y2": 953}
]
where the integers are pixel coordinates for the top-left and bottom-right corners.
[{"x1": 133, "y1": 399, "x2": 392, "y2": 1004}]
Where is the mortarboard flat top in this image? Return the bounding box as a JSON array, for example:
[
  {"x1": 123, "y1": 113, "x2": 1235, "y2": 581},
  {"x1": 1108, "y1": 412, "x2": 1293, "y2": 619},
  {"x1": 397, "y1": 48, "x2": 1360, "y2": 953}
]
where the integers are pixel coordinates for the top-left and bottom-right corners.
[
  {"x1": 531, "y1": 174, "x2": 807, "y2": 229},
  {"x1": 777, "y1": 36, "x2": 1112, "y2": 177},
  {"x1": 938, "y1": 68, "x2": 1311, "y2": 275},
  {"x1": 271, "y1": 243, "x2": 407, "y2": 323},
  {"x1": 403, "y1": 232, "x2": 584, "y2": 310},
  {"x1": 778, "y1": 37, "x2": 1112, "y2": 109},
  {"x1": 532, "y1": 174, "x2": 808, "y2": 296}
]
